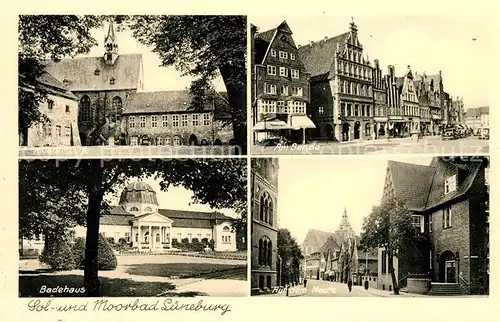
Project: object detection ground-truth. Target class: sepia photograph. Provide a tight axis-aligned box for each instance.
[18,15,247,156]
[250,15,490,155]
[251,156,489,297]
[18,158,247,297]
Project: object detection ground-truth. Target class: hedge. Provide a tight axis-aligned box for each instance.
[40,236,76,270]
[71,234,117,271]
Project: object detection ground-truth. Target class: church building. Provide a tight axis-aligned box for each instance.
[42,19,233,146]
[251,158,279,294]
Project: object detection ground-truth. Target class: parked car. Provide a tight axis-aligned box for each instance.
[441,127,457,140]
[479,127,490,140]
[257,137,289,146]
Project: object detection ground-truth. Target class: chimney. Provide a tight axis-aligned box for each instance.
[374,59,379,68]
[388,65,395,77]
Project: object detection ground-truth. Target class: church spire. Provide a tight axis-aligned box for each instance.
[104,17,119,65]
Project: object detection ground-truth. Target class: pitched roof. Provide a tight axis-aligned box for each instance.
[102,207,234,229]
[254,27,276,64]
[425,157,485,210]
[44,54,142,91]
[388,161,436,211]
[302,229,336,249]
[101,206,135,225]
[320,236,340,258]
[123,90,227,115]
[465,108,480,118]
[37,71,78,100]
[386,157,486,212]
[298,32,349,78]
[158,209,234,229]
[478,106,489,114]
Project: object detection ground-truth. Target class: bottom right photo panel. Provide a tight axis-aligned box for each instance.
[250,156,489,297]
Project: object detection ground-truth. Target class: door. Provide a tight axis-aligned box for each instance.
[445,261,456,283]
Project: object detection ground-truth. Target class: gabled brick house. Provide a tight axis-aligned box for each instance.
[378,157,489,294]
[298,19,375,142]
[252,21,313,144]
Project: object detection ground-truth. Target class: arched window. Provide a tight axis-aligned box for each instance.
[144,231,149,243]
[112,96,123,117]
[267,241,273,266]
[80,95,91,122]
[135,233,138,242]
[260,196,265,221]
[130,206,139,211]
[173,135,181,146]
[165,137,172,145]
[144,206,152,212]
[156,137,163,146]
[259,239,263,265]
[268,201,273,225]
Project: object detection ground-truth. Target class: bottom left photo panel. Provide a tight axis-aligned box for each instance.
[18,158,248,297]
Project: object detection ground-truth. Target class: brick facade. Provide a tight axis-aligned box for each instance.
[252,21,312,143]
[251,158,279,294]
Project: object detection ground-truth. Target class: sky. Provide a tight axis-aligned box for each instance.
[251,13,493,109]
[77,23,226,92]
[104,175,238,219]
[277,155,432,244]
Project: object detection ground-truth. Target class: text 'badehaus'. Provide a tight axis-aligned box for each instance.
[21,19,233,147]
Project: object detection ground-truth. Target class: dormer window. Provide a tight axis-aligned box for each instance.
[444,174,457,194]
[270,49,277,57]
[109,77,115,85]
[94,69,100,76]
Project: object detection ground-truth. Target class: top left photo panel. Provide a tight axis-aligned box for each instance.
[18,15,248,157]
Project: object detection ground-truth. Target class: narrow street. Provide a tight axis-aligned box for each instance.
[260,279,428,297]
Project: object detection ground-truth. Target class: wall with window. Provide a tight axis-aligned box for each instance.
[26,92,81,147]
[254,28,310,124]
[124,112,233,146]
[212,221,237,251]
[74,90,130,142]
[171,227,214,244]
[428,199,471,283]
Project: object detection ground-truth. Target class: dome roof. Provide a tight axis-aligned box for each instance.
[119,181,159,205]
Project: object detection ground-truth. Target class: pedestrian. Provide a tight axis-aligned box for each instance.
[347,279,352,293]
[304,278,307,288]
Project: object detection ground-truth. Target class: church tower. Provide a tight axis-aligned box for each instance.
[104,18,119,65]
[336,206,355,240]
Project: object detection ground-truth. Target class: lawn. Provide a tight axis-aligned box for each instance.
[19,274,205,297]
[124,263,246,279]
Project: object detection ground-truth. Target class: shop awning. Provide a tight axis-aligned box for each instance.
[253,119,291,131]
[290,115,316,130]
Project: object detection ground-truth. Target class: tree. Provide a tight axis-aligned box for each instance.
[277,229,304,286]
[19,158,247,296]
[360,199,422,295]
[129,16,247,154]
[18,15,102,138]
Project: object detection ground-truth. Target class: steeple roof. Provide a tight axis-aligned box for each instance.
[105,18,116,43]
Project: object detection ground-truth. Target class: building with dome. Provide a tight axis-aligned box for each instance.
[21,181,237,254]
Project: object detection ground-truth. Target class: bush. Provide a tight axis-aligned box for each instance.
[181,238,189,245]
[72,237,86,269]
[172,238,179,247]
[201,238,209,246]
[106,237,115,244]
[98,234,117,270]
[40,236,76,270]
[70,234,117,271]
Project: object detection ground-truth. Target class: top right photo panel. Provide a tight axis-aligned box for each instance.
[250,15,491,155]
